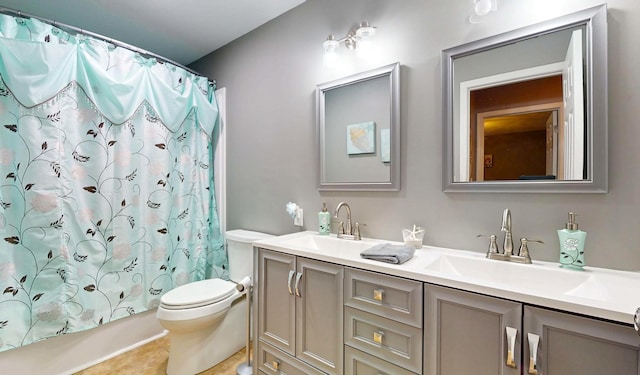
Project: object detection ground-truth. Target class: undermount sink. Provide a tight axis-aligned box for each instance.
[422,253,593,294]
[564,272,640,303]
[279,234,380,253]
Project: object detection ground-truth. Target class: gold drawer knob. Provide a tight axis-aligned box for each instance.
[373,330,384,344]
[373,289,384,301]
[272,359,280,370]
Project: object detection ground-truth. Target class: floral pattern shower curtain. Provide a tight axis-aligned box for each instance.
[0,15,226,351]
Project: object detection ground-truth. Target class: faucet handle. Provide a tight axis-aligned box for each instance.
[477,234,499,255]
[518,238,543,263]
[353,222,367,240]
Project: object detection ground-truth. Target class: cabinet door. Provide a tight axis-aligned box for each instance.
[257,249,296,356]
[524,306,640,375]
[425,285,522,375]
[295,257,344,375]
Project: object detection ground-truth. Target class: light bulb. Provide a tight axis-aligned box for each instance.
[323,37,339,68]
[474,0,493,16]
[356,22,375,39]
[355,22,375,59]
[356,39,373,58]
[323,50,338,68]
[469,0,496,23]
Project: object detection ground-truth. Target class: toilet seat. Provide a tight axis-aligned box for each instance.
[160,278,236,310]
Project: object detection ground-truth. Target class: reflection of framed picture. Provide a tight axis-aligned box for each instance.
[346,121,375,155]
[484,154,493,168]
[380,128,390,162]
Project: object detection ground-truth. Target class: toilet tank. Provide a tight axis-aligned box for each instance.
[225,229,274,283]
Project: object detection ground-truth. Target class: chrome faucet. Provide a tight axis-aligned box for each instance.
[501,208,514,256]
[478,208,543,264]
[334,202,355,239]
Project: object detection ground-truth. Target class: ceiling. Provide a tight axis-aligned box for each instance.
[484,111,554,136]
[0,0,305,66]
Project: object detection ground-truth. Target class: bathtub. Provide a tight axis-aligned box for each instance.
[0,309,165,374]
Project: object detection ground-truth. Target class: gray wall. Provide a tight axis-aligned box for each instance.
[190,0,640,271]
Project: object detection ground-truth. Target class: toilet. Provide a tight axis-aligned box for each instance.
[156,229,273,375]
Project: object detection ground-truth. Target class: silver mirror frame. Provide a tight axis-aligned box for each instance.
[443,5,607,193]
[317,62,401,191]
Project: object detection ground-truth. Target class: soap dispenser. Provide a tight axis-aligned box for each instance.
[557,212,586,270]
[318,202,331,235]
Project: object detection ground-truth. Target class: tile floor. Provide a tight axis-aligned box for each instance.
[73,335,248,375]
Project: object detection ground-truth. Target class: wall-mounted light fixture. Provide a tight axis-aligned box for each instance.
[323,21,376,68]
[469,0,498,23]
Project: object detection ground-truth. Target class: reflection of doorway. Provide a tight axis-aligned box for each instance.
[459,64,564,182]
[458,28,584,182]
[475,104,561,181]
[468,74,564,181]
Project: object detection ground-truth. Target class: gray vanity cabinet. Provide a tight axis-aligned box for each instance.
[425,284,640,375]
[524,306,640,375]
[256,248,343,375]
[256,242,639,375]
[424,284,522,375]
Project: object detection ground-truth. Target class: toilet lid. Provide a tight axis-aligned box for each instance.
[160,278,236,309]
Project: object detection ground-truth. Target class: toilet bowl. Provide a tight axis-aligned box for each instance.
[156,230,273,375]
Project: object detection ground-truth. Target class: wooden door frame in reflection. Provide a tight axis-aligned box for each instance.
[474,102,562,181]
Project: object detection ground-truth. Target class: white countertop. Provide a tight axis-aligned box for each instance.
[254,231,640,325]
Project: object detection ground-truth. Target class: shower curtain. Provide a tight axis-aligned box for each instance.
[0,15,226,351]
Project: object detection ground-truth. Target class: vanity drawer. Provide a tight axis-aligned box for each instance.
[345,346,418,375]
[257,341,326,375]
[345,306,422,373]
[345,268,423,328]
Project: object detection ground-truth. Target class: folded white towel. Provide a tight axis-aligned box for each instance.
[360,243,415,264]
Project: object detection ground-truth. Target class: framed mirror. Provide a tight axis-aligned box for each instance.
[443,5,607,193]
[316,62,400,191]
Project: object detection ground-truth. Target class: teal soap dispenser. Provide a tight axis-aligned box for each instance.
[557,212,586,270]
[318,202,331,235]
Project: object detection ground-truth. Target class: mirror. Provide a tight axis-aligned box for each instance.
[443,5,607,193]
[317,62,400,191]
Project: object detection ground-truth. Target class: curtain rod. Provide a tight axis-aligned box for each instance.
[0,7,216,86]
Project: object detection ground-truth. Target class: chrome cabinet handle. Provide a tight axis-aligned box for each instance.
[287,270,295,295]
[634,307,640,336]
[527,333,540,374]
[505,326,517,368]
[294,272,303,297]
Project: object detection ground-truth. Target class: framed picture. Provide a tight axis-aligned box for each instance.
[346,121,375,155]
[484,154,493,168]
